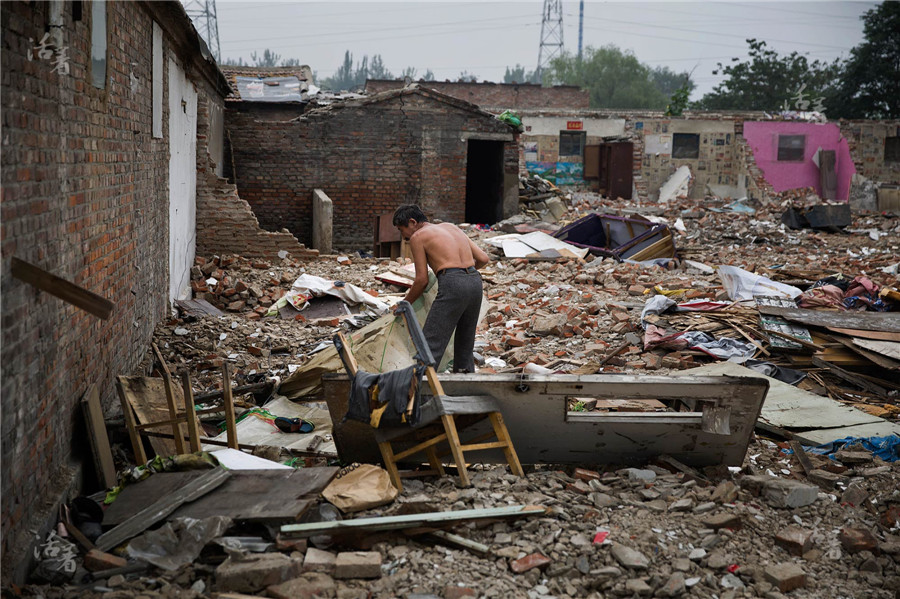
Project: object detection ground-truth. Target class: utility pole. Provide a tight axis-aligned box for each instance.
[578,0,584,60]
[536,0,564,85]
[183,0,221,62]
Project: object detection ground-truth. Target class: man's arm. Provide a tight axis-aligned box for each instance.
[469,238,490,270]
[402,235,430,305]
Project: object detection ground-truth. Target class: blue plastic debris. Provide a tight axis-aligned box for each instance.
[792,435,900,463]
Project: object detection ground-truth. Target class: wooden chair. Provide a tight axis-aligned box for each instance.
[334,301,523,491]
[118,344,238,463]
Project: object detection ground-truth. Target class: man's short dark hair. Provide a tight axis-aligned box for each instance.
[393,204,428,227]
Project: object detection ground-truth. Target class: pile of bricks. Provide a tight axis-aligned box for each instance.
[189,255,293,321]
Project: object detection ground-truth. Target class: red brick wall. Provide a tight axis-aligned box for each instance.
[365,80,590,110]
[226,91,518,248]
[195,95,317,259]
[0,1,218,577]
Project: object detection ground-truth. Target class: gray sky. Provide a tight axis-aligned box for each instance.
[213,0,876,99]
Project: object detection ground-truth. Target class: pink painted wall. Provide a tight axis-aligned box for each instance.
[743,121,855,201]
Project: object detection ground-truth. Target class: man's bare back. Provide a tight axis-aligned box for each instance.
[412,222,480,273]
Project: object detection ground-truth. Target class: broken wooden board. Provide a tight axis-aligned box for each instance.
[117,376,202,458]
[281,505,546,537]
[174,298,224,317]
[82,385,117,489]
[324,373,769,467]
[853,339,900,362]
[756,305,900,333]
[829,336,900,371]
[103,471,205,527]
[11,256,113,319]
[172,468,338,522]
[97,468,230,552]
[827,327,900,342]
[684,361,900,445]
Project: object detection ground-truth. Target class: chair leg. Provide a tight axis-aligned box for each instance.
[378,441,403,492]
[425,445,446,477]
[489,412,524,477]
[441,414,470,487]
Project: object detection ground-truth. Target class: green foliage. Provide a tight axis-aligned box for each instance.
[544,45,689,109]
[322,50,395,91]
[457,71,478,82]
[696,39,841,112]
[665,81,692,117]
[651,66,696,98]
[503,64,541,84]
[829,2,900,119]
[570,400,587,412]
[250,49,281,68]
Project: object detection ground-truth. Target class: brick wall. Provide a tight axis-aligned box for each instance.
[0,1,221,579]
[839,120,900,185]
[195,95,317,260]
[226,89,518,248]
[365,79,590,110]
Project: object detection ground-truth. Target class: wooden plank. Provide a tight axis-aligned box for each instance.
[811,356,890,397]
[830,336,900,370]
[81,385,117,489]
[117,376,187,457]
[853,339,900,362]
[152,344,184,455]
[757,305,900,333]
[281,505,546,537]
[173,468,338,522]
[789,440,814,476]
[10,256,113,319]
[117,377,147,465]
[656,454,711,486]
[827,328,900,342]
[103,471,206,526]
[426,530,490,556]
[222,362,238,450]
[96,468,230,551]
[181,371,202,452]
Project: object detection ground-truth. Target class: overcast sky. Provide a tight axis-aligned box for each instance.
[212,0,876,99]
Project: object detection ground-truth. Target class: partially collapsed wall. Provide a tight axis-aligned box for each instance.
[195,95,316,260]
[226,88,518,248]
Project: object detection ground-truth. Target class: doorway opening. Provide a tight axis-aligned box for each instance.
[465,140,504,225]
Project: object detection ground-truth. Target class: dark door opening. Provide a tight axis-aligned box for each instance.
[465,140,504,225]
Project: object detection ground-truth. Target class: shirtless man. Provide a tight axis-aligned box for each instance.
[392,204,489,373]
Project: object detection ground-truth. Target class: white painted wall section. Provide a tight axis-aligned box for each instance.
[207,96,225,176]
[168,56,198,302]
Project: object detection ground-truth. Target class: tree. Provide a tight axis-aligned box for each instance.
[322,51,396,91]
[503,64,540,84]
[368,55,393,80]
[457,71,478,82]
[696,39,841,112]
[250,49,281,68]
[829,2,900,119]
[544,45,668,109]
[651,66,695,98]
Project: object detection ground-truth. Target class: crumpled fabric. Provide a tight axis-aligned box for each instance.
[810,274,851,292]
[643,324,687,350]
[643,327,757,361]
[743,359,807,385]
[681,331,757,361]
[797,284,845,310]
[843,276,883,311]
[640,295,676,329]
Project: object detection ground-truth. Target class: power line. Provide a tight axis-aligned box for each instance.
[183,0,222,61]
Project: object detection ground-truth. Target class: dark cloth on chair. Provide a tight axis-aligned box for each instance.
[345,364,425,428]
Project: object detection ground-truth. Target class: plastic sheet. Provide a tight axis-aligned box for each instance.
[801,435,900,463]
[718,265,802,302]
[127,516,232,570]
